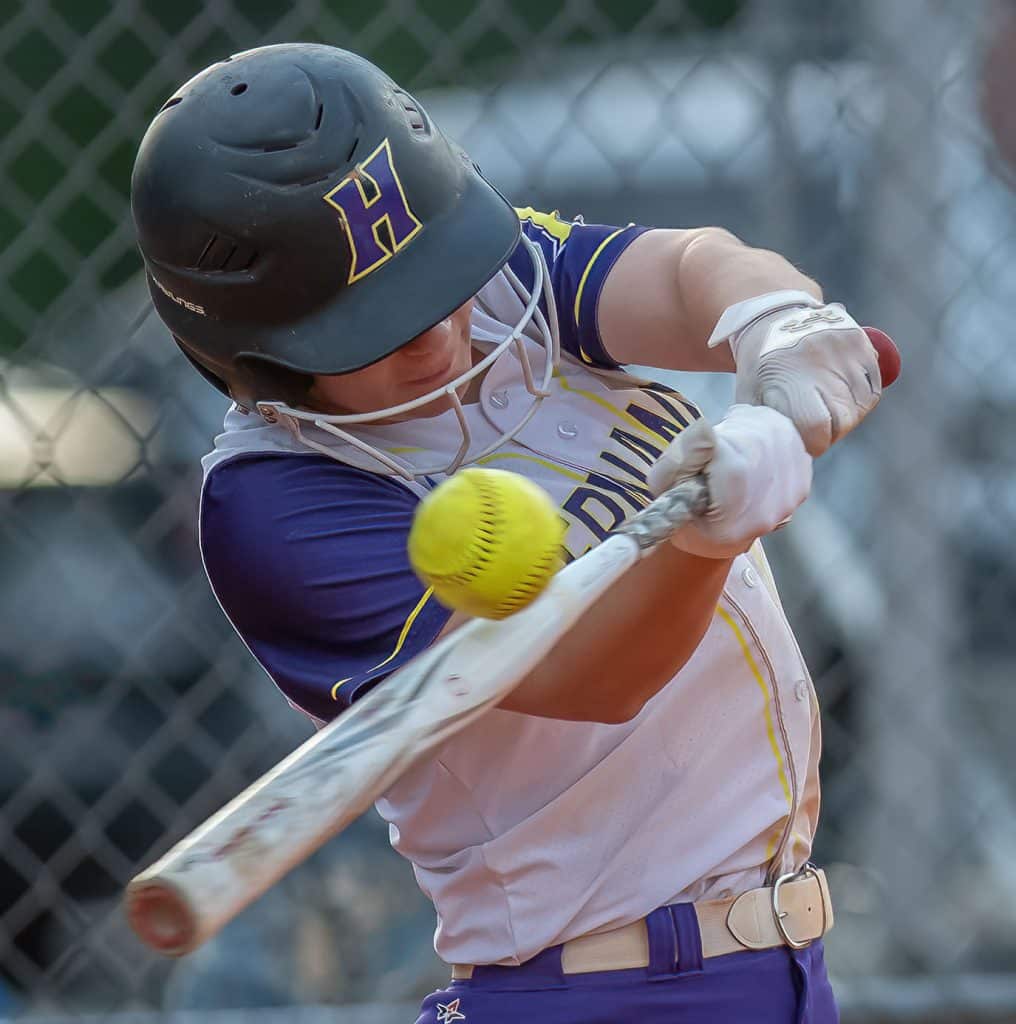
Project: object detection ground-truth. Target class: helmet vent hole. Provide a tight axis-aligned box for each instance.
[315,104,324,131]
[159,97,182,112]
[195,234,257,272]
[262,141,298,153]
[394,90,428,135]
[197,234,217,267]
[345,137,359,162]
[230,83,248,96]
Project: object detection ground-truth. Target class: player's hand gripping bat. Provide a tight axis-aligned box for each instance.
[125,328,899,956]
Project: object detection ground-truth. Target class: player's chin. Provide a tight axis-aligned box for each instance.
[408,360,472,407]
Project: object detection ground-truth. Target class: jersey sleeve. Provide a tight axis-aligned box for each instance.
[199,453,452,723]
[511,207,649,369]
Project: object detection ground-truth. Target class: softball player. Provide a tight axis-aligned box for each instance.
[132,43,883,1023]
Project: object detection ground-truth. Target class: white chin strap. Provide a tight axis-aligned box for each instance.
[255,233,560,481]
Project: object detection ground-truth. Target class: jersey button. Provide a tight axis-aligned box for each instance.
[741,566,758,588]
[490,390,510,409]
[557,421,579,439]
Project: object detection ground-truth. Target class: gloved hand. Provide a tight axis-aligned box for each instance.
[730,303,881,457]
[646,405,812,559]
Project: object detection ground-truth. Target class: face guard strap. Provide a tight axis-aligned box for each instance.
[257,234,560,481]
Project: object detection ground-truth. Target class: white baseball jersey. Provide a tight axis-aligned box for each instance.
[199,211,822,966]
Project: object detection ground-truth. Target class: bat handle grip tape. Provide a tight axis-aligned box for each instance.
[615,476,709,551]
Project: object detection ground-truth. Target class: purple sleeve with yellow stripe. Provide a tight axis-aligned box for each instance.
[199,452,451,722]
[512,207,649,368]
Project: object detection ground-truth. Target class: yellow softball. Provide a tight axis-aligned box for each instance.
[408,467,565,620]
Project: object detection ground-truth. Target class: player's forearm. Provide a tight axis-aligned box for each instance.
[675,229,822,357]
[498,545,732,724]
[598,227,822,370]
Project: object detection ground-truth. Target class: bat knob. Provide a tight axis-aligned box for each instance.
[862,327,901,388]
[125,882,196,957]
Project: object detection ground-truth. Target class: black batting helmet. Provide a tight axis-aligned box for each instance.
[131,43,521,409]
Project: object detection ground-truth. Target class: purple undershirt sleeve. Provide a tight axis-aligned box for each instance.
[513,208,649,369]
[199,453,451,722]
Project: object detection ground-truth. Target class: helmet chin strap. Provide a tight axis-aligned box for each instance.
[256,234,561,481]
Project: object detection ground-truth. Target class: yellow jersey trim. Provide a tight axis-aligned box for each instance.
[716,604,793,858]
[515,207,575,248]
[330,586,435,701]
[554,371,672,445]
[572,226,626,330]
[476,451,586,482]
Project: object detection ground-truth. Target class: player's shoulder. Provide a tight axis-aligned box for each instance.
[198,450,441,720]
[203,450,414,512]
[515,206,582,252]
[509,204,644,279]
[200,452,419,563]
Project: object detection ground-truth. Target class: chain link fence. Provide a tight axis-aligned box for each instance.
[1,0,1015,1019]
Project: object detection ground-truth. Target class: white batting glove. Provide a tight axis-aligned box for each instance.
[646,405,812,559]
[711,293,882,457]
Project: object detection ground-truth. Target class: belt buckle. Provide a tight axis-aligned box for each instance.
[771,863,822,950]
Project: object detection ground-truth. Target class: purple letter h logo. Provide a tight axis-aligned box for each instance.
[323,138,423,284]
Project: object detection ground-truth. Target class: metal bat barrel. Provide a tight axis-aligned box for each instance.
[124,527,655,955]
[125,755,380,955]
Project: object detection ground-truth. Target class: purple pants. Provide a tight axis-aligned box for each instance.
[415,903,838,1024]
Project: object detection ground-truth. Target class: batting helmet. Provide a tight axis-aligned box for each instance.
[131,43,522,410]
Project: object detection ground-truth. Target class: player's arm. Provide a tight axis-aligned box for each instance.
[442,405,811,724]
[523,212,880,456]
[597,227,821,371]
[498,543,731,723]
[204,455,723,727]
[596,227,882,455]
[436,543,731,724]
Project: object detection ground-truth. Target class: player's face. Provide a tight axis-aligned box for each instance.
[308,299,477,420]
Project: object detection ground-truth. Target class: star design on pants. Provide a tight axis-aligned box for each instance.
[436,997,466,1023]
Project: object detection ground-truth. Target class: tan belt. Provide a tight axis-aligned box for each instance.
[451,866,833,979]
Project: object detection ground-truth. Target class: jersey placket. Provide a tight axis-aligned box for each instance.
[721,587,807,884]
